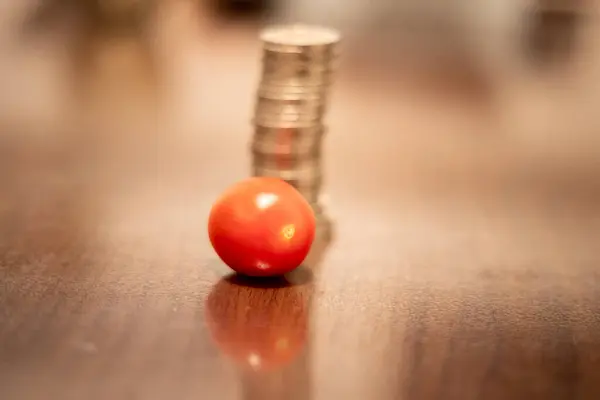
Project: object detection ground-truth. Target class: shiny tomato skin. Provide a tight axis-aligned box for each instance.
[208,177,316,276]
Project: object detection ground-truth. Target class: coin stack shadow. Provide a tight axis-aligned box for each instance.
[251,25,340,234]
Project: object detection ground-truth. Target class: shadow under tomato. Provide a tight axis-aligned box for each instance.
[227,264,314,288]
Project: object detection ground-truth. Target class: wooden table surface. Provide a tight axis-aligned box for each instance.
[1,2,600,399]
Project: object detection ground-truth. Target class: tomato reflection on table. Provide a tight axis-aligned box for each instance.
[204,276,309,371]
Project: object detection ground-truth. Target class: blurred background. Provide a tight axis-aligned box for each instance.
[1,0,599,151]
[1,0,600,235]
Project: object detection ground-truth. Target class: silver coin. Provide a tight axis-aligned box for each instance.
[255,96,328,111]
[260,25,341,53]
[251,129,324,157]
[257,85,329,101]
[261,55,337,70]
[255,96,327,109]
[252,118,325,129]
[253,117,324,127]
[253,124,326,137]
[262,48,339,63]
[260,73,334,85]
[261,67,334,84]
[255,103,325,115]
[250,144,322,160]
[261,58,337,73]
[259,76,334,88]
[251,145,322,162]
[262,62,334,72]
[253,112,325,125]
[252,132,325,153]
[255,98,326,114]
[253,109,325,125]
[251,126,325,142]
[251,165,323,192]
[258,83,332,91]
[252,154,322,165]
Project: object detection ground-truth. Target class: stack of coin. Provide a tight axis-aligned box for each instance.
[251,24,340,224]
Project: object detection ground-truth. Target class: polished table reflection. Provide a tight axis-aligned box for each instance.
[1,1,600,399]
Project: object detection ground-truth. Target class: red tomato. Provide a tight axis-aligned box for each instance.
[208,177,316,276]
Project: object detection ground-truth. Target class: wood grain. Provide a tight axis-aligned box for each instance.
[1,1,600,399]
